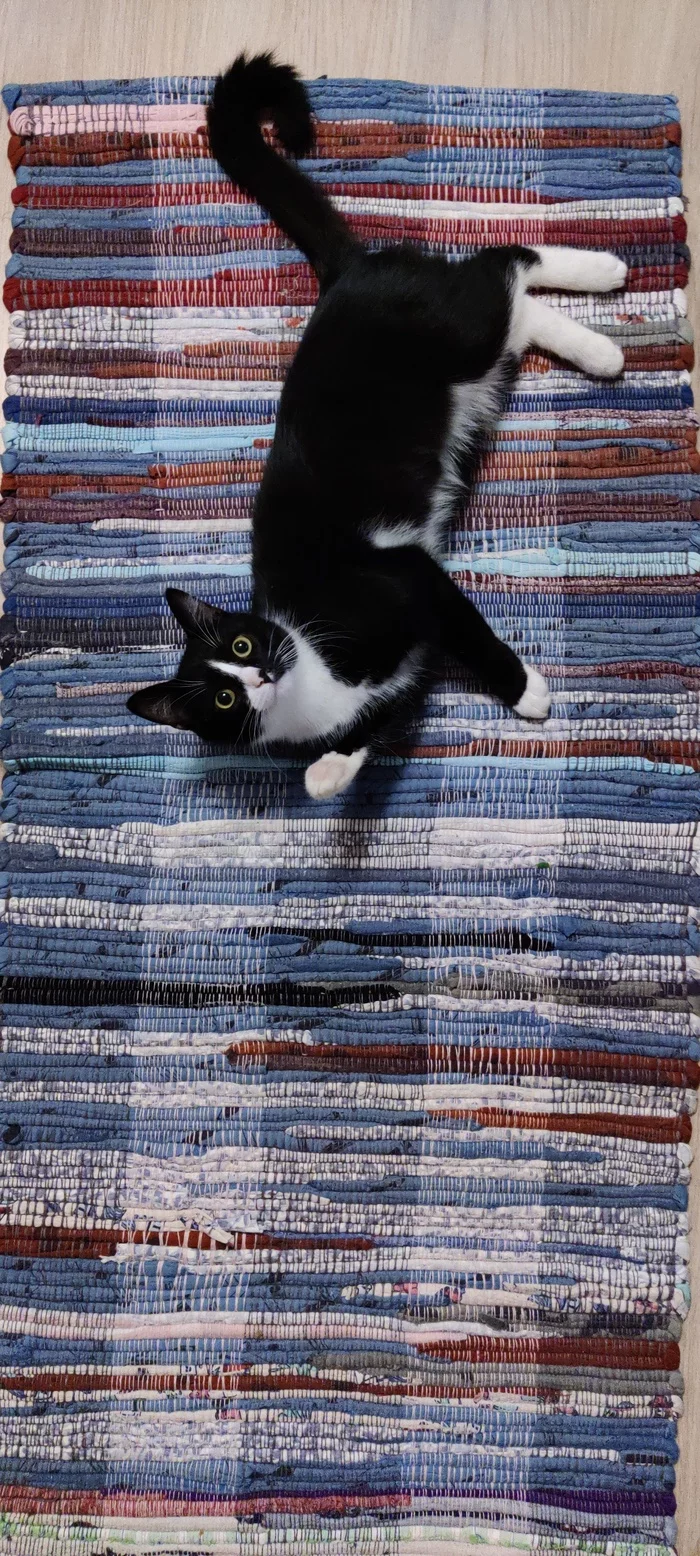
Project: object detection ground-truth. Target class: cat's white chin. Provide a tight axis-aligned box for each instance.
[513,667,551,721]
[247,681,278,712]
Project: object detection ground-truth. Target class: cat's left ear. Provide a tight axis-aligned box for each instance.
[166,587,225,639]
[127,680,194,729]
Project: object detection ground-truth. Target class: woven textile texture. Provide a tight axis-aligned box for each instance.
[0,72,698,1556]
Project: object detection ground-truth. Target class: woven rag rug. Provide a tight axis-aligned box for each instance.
[0,71,698,1556]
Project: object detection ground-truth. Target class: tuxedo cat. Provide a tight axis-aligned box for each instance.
[128,52,627,799]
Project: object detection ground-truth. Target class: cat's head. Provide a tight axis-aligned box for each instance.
[127,588,295,742]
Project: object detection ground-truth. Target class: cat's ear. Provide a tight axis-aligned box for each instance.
[166,587,224,639]
[127,680,194,729]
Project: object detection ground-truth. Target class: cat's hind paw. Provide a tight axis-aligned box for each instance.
[305,747,367,799]
[579,332,625,378]
[582,252,628,291]
[513,667,551,721]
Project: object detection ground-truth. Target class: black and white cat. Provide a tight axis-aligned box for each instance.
[129,53,627,799]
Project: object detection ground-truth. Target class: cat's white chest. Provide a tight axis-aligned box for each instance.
[258,627,420,746]
[258,628,373,744]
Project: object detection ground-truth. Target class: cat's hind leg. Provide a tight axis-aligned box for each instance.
[390,546,551,720]
[521,295,624,377]
[513,666,551,719]
[526,246,627,293]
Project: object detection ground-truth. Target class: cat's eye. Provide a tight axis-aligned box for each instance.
[232,635,253,659]
[215,688,236,710]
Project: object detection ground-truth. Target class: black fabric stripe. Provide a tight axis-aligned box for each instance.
[0,975,401,1009]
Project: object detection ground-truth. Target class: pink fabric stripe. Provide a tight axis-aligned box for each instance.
[8,103,209,135]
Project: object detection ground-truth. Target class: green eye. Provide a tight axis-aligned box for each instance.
[232,635,253,659]
[215,687,236,710]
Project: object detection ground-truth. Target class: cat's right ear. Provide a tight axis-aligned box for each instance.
[166,587,224,639]
[127,681,193,729]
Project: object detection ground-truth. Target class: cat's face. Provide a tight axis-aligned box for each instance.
[127,588,295,742]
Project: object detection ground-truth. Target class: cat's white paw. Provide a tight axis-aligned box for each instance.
[305,747,367,799]
[577,332,625,379]
[513,667,551,721]
[585,252,628,291]
[531,247,628,293]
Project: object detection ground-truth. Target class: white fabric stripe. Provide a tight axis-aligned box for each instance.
[0,1191,686,1233]
[4,816,696,874]
[6,375,283,399]
[0,1402,642,1461]
[0,1305,676,1340]
[1,890,691,931]
[7,288,685,345]
[0,1531,676,1556]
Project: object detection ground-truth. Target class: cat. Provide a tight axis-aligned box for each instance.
[128,52,627,800]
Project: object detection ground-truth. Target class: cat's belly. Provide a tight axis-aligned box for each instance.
[369,517,444,557]
[368,373,506,559]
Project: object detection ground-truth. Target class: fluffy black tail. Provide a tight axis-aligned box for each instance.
[207,52,360,285]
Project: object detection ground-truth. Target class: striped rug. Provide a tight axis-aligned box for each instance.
[0,73,698,1556]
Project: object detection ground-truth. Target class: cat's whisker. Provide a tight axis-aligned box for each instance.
[172,685,206,711]
[240,703,258,743]
[273,645,295,676]
[251,722,284,773]
[197,625,220,653]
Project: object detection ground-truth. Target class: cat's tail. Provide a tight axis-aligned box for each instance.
[207,53,360,285]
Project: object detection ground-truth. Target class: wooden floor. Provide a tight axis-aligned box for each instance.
[0,1,698,1547]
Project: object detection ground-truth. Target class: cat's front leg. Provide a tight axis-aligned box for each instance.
[304,745,368,799]
[304,684,418,799]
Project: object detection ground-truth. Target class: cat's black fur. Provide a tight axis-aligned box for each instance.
[129,53,624,798]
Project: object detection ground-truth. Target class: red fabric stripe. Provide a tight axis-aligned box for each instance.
[3,262,687,312]
[13,122,681,169]
[226,1041,700,1086]
[6,344,692,382]
[7,213,687,246]
[402,739,700,764]
[415,1337,680,1364]
[0,1368,681,1399]
[0,1226,378,1257]
[15,178,683,209]
[427,1108,693,1142]
[11,180,558,208]
[0,1490,411,1515]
